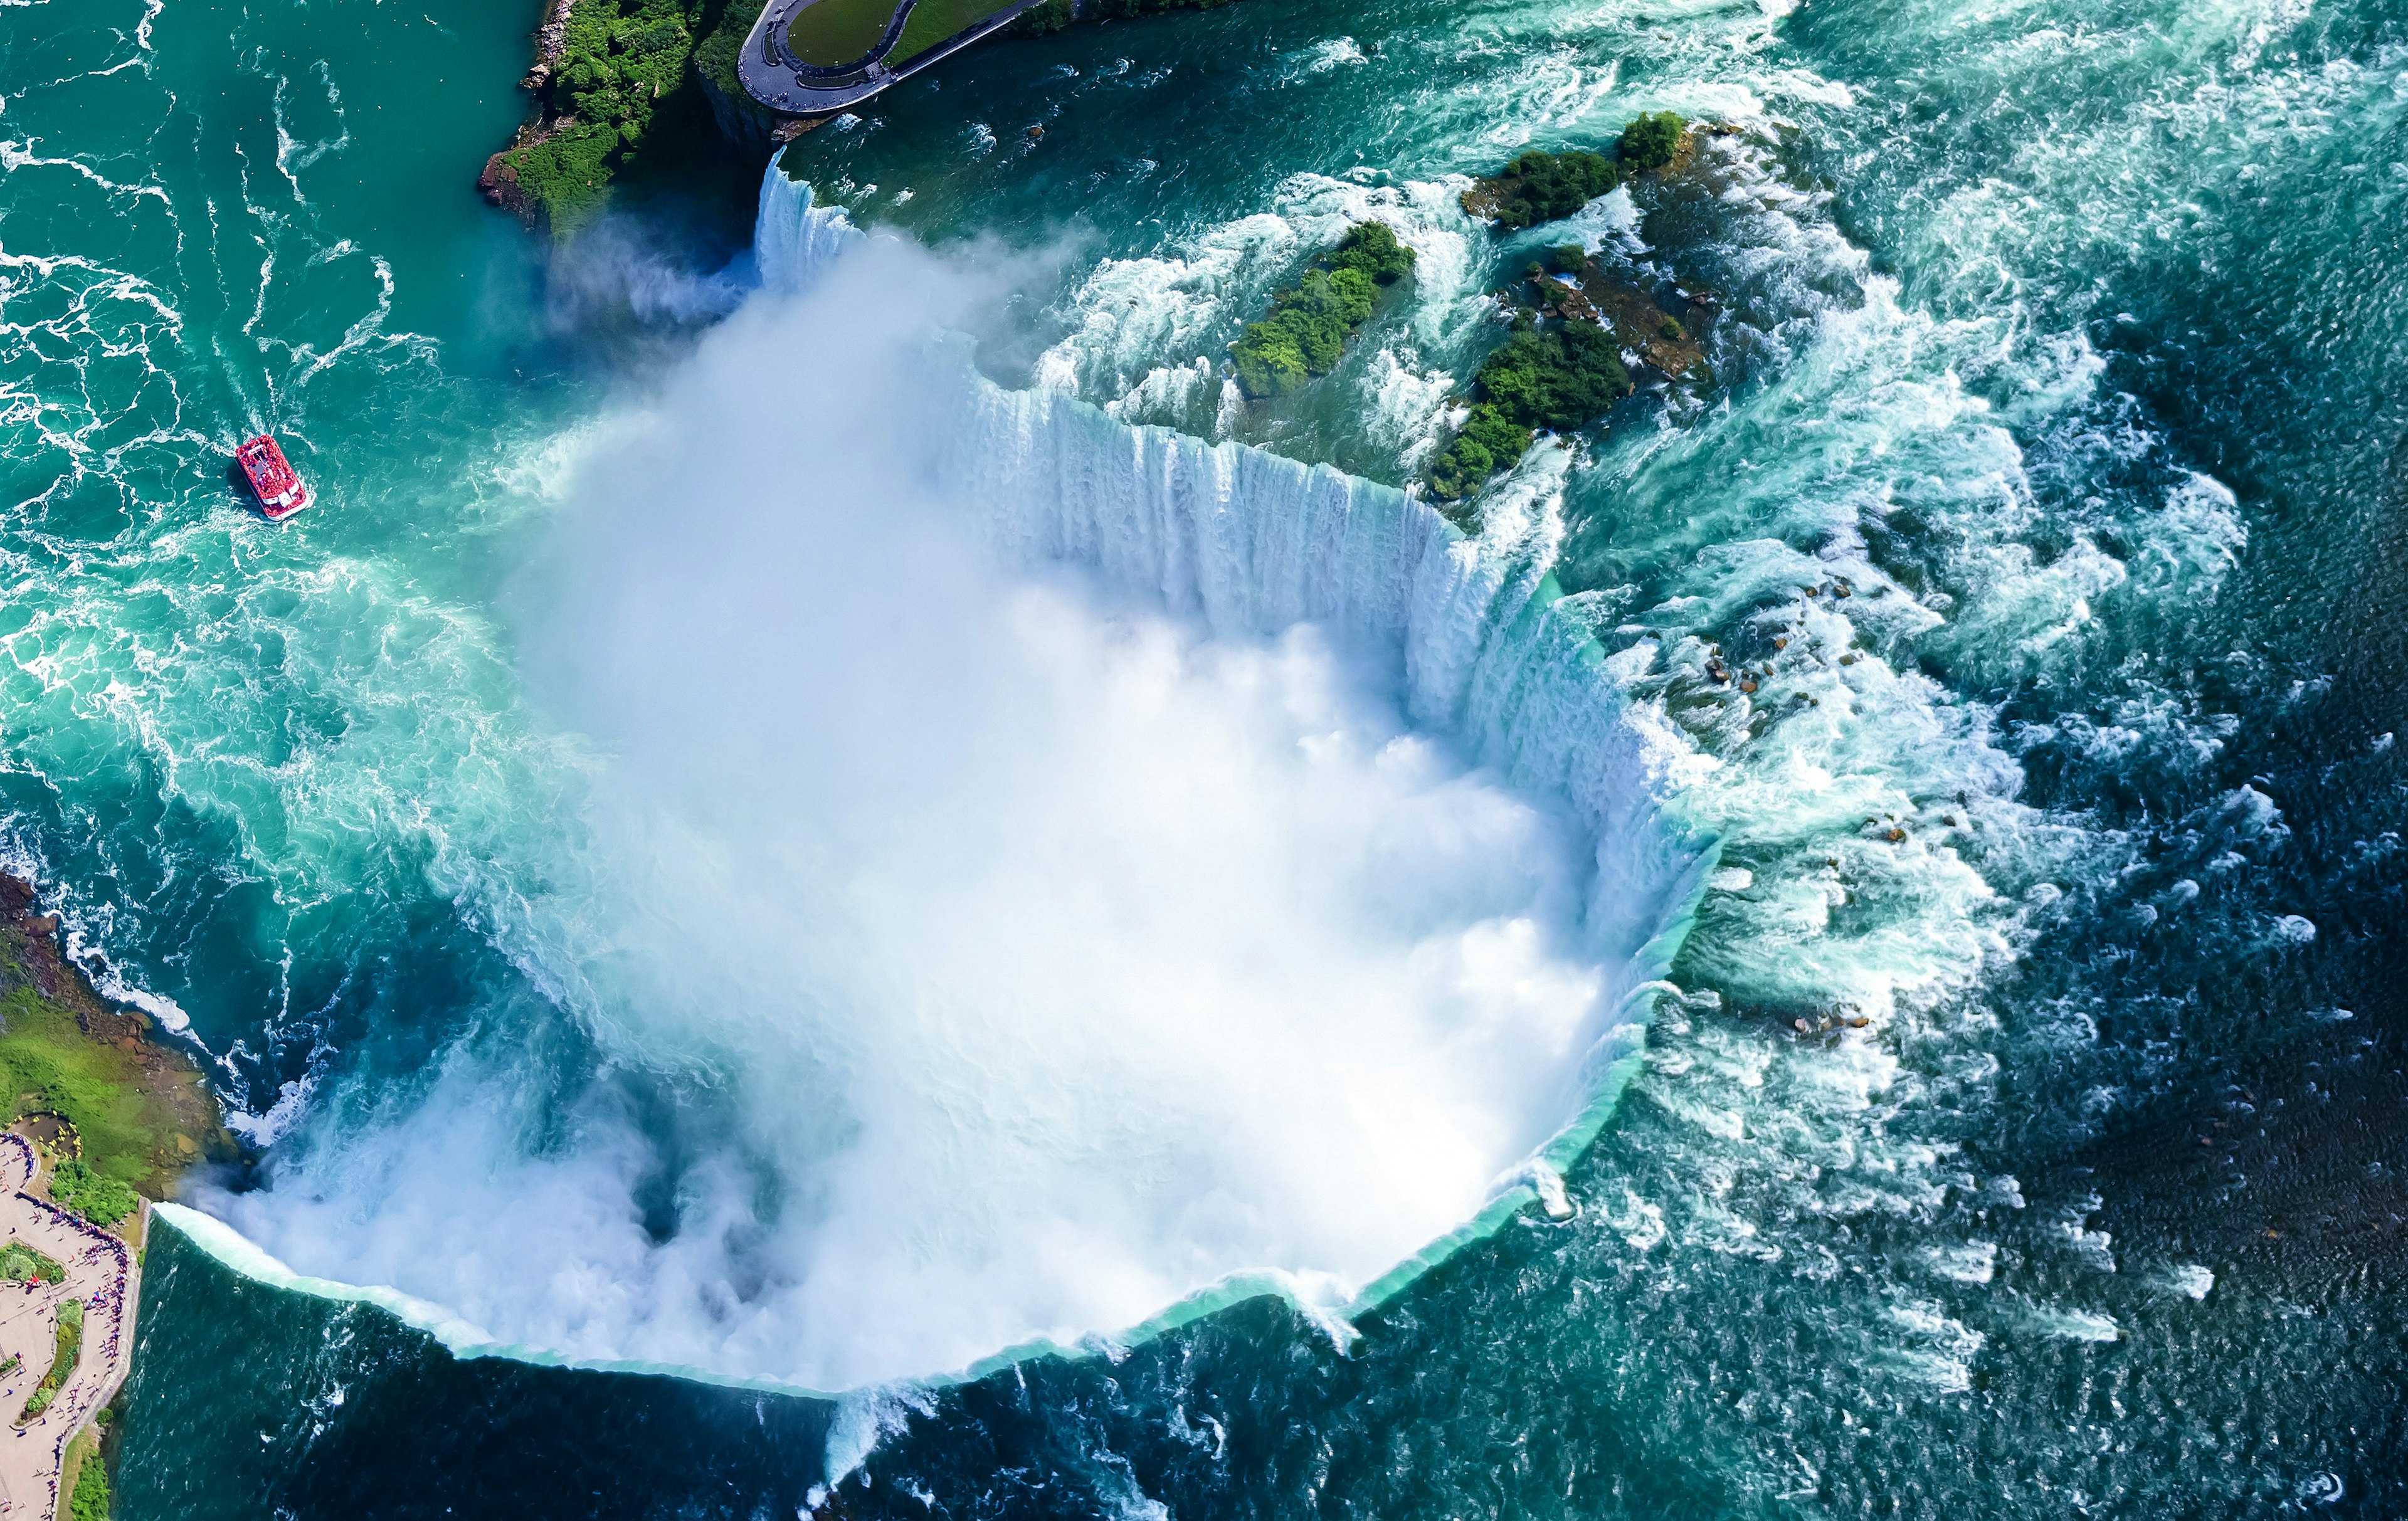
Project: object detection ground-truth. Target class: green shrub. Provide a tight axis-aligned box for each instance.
[1231,222,1415,399]
[18,1298,82,1425]
[0,1240,63,1283]
[1619,110,1686,171]
[1482,149,1622,231]
[1425,319,1633,503]
[1011,0,1076,33]
[1660,317,1686,340]
[70,1455,108,1521]
[49,1158,139,1228]
[692,2,761,95]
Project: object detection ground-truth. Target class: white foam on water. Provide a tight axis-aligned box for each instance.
[193,177,1711,1399]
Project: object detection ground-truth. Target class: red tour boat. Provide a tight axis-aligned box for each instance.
[236,434,314,520]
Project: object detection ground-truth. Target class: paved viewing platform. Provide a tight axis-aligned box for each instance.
[739,0,1048,114]
[0,1136,135,1520]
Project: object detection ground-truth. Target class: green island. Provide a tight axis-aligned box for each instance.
[1458,110,1691,229]
[18,1296,82,1424]
[1230,222,1417,399]
[1461,149,1623,233]
[1427,310,1632,505]
[1431,115,1717,512]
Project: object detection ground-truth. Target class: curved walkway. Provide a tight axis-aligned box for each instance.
[0,1135,136,1521]
[739,0,1050,115]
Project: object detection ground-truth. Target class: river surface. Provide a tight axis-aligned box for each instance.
[5,0,2407,1516]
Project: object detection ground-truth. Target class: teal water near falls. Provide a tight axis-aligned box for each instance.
[8,0,2408,1515]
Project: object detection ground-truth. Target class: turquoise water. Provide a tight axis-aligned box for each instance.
[8,0,2408,1515]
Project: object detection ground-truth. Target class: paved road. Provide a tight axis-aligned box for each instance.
[0,1136,136,1521]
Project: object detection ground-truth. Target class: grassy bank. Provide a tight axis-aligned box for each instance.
[65,1427,110,1521]
[0,876,233,1209]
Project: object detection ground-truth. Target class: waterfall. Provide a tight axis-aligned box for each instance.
[756,170,863,292]
[153,167,1726,1409]
[755,166,1716,1174]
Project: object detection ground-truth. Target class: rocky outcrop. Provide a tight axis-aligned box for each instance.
[477,150,536,228]
[696,56,820,156]
[521,0,580,90]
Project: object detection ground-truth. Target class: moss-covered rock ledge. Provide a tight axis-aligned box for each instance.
[0,873,235,1221]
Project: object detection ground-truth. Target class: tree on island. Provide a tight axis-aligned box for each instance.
[1619,110,1686,171]
[1231,222,1418,398]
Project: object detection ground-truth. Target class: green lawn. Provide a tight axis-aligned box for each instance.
[890,0,1020,63]
[782,0,907,65]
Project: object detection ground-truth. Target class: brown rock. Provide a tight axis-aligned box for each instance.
[477,151,535,229]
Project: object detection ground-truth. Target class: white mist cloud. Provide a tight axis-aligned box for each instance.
[208,229,1628,1392]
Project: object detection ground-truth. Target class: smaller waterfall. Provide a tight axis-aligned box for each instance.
[756,171,862,292]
